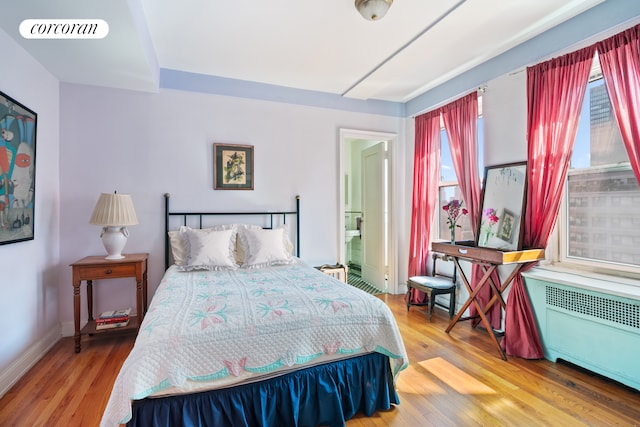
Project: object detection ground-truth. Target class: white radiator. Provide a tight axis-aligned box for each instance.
[524,269,640,391]
[545,285,640,329]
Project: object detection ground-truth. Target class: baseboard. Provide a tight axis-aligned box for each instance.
[0,325,61,398]
[61,320,76,337]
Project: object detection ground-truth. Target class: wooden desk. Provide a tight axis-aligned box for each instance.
[71,253,148,353]
[432,242,544,360]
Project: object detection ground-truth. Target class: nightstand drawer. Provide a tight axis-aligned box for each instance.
[77,263,137,280]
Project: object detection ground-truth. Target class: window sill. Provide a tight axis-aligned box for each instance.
[523,265,640,301]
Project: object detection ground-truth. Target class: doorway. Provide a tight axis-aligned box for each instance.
[339,129,397,294]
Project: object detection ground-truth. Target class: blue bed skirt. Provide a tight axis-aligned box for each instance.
[128,352,398,427]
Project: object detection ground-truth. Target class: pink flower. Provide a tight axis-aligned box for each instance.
[443,199,468,230]
[330,300,349,312]
[224,357,247,377]
[201,316,223,329]
[323,341,342,355]
[483,208,499,225]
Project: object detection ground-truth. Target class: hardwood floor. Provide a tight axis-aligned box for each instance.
[1,294,638,426]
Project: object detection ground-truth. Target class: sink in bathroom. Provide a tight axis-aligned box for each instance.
[345,229,361,243]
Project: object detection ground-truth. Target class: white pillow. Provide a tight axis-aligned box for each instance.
[169,225,237,267]
[168,229,188,266]
[169,223,295,267]
[234,224,263,265]
[279,223,295,255]
[180,226,238,270]
[237,224,294,255]
[237,226,294,268]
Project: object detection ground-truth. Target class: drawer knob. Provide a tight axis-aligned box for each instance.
[105,269,112,274]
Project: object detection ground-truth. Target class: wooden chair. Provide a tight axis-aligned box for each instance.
[407,253,457,321]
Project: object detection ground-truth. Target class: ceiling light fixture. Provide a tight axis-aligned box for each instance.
[355,0,393,21]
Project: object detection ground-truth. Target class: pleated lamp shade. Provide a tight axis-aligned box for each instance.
[89,192,138,226]
[89,192,138,259]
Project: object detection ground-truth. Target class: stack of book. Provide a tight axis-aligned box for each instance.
[96,308,131,330]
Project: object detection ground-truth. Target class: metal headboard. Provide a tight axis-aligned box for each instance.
[164,193,301,269]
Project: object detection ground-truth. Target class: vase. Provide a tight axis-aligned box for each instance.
[482,229,490,246]
[450,228,456,244]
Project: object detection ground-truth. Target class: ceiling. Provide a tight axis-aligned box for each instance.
[0,0,605,103]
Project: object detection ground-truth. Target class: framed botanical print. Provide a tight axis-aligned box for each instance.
[496,208,516,243]
[0,90,37,245]
[213,143,254,190]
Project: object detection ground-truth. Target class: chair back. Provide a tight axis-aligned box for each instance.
[432,253,457,283]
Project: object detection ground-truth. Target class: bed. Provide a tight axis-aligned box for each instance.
[100,194,408,427]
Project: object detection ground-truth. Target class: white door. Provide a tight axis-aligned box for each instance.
[361,142,386,291]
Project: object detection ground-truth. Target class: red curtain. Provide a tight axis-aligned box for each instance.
[407,110,442,303]
[442,92,482,230]
[597,24,640,182]
[502,45,595,358]
[442,92,501,328]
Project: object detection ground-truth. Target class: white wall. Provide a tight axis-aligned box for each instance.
[58,84,405,330]
[482,72,528,166]
[0,28,60,392]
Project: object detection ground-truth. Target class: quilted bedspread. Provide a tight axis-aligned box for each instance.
[101,260,408,426]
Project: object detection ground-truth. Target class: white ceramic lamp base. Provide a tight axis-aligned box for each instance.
[100,226,129,260]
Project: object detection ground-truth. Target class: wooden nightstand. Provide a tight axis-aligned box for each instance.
[71,253,148,353]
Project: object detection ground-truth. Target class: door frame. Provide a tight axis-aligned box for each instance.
[338,128,399,294]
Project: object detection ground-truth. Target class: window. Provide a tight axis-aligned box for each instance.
[437,116,484,242]
[559,76,640,274]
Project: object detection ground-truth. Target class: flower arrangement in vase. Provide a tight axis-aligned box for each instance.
[480,208,500,246]
[443,199,468,244]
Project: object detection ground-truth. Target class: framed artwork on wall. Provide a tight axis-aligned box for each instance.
[0,90,37,245]
[213,143,254,190]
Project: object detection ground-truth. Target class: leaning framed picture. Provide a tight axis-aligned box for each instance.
[213,143,254,190]
[476,161,527,251]
[0,90,37,245]
[496,208,516,243]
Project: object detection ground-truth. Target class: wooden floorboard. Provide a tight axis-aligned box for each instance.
[0,294,638,426]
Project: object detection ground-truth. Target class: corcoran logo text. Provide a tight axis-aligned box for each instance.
[19,19,109,39]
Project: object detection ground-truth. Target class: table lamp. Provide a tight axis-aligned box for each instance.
[89,192,138,259]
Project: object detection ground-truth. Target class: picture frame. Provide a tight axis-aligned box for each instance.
[496,208,516,243]
[213,143,254,190]
[476,161,527,251]
[0,90,37,245]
